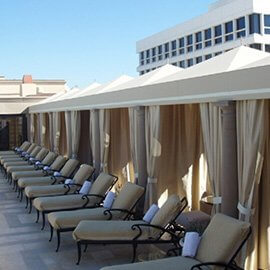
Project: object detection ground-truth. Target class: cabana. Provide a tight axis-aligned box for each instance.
[27,46,270,270]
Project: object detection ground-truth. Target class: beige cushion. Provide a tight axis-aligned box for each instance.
[8,165,35,174]
[59,159,79,177]
[41,152,57,166]
[24,184,77,198]
[72,220,148,241]
[112,182,144,211]
[48,207,109,229]
[25,143,37,154]
[151,195,182,228]
[2,158,25,166]
[73,164,94,185]
[20,141,31,151]
[50,156,67,170]
[30,146,42,157]
[90,173,116,196]
[5,161,29,169]
[34,148,49,161]
[13,170,45,181]
[196,213,250,264]
[100,256,207,270]
[18,176,54,188]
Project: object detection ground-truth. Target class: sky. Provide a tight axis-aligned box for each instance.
[0,0,216,88]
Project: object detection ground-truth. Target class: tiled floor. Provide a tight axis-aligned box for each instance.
[0,173,161,270]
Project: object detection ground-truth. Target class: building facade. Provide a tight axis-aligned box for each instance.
[136,0,270,75]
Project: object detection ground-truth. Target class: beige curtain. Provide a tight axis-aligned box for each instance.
[52,112,61,154]
[200,103,223,213]
[145,105,161,208]
[44,113,50,149]
[236,100,268,269]
[71,111,81,158]
[33,114,39,144]
[99,109,110,173]
[59,112,67,156]
[48,112,54,151]
[65,111,72,157]
[30,113,35,143]
[90,109,101,173]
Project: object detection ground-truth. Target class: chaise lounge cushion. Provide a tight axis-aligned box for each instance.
[18,176,55,188]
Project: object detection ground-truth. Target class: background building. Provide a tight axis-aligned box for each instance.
[136,0,270,75]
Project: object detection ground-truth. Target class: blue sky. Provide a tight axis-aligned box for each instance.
[0,0,216,88]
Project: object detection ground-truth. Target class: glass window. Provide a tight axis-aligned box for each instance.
[265,44,270,53]
[225,21,233,33]
[152,48,156,56]
[165,53,169,58]
[179,48,185,55]
[187,58,193,67]
[215,37,222,44]
[152,57,156,63]
[196,56,202,64]
[164,43,169,53]
[140,52,144,60]
[158,55,163,61]
[196,32,202,43]
[265,15,270,27]
[215,52,222,56]
[146,69,150,73]
[171,51,177,57]
[179,60,185,68]
[172,62,177,66]
[140,60,144,66]
[196,43,202,50]
[237,17,245,30]
[215,25,222,37]
[249,14,261,34]
[187,46,193,52]
[158,45,162,54]
[179,38,184,48]
[250,43,262,50]
[146,50,150,58]
[140,71,144,76]
[204,28,211,40]
[237,31,246,38]
[146,59,150,64]
[205,40,212,47]
[265,29,270,34]
[187,34,193,45]
[205,54,212,60]
[225,34,233,41]
[171,40,177,50]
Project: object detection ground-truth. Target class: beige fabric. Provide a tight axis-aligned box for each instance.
[73,164,94,185]
[236,100,268,269]
[48,208,110,229]
[52,112,61,154]
[30,114,35,143]
[35,148,49,161]
[48,112,54,151]
[50,155,67,170]
[59,159,79,177]
[71,111,81,159]
[9,165,35,173]
[33,114,39,144]
[109,108,133,190]
[29,146,42,158]
[99,256,205,270]
[41,152,57,166]
[33,193,98,212]
[200,103,222,213]
[13,170,44,181]
[38,113,43,145]
[72,220,148,241]
[26,143,38,154]
[99,109,110,173]
[25,184,77,198]
[18,176,54,188]
[112,182,144,211]
[5,161,29,169]
[144,105,161,207]
[65,111,72,157]
[59,112,67,156]
[90,173,116,196]
[196,214,250,264]
[89,109,101,172]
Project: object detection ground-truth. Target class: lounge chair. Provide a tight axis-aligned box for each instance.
[72,194,188,265]
[99,213,251,270]
[17,155,67,201]
[0,141,31,157]
[24,161,91,213]
[47,181,143,251]
[33,172,118,230]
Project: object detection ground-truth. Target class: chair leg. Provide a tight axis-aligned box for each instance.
[56,230,61,252]
[35,210,40,223]
[83,244,88,252]
[25,197,29,209]
[41,212,46,230]
[20,188,23,202]
[49,225,54,242]
[131,243,137,263]
[76,241,82,265]
[16,186,20,198]
[28,199,33,214]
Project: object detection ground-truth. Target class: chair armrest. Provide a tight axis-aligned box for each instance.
[81,194,104,207]
[191,262,242,270]
[103,208,135,220]
[63,183,82,194]
[34,163,44,170]
[50,175,66,185]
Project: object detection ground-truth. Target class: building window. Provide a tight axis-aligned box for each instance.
[225,21,233,41]
[214,25,222,44]
[146,69,150,73]
[264,15,270,34]
[250,43,262,50]
[171,40,177,57]
[196,32,202,50]
[140,60,144,66]
[196,56,202,64]
[158,45,163,61]
[214,51,222,56]
[187,58,193,67]
[249,14,261,34]
[236,17,246,38]
[140,51,144,60]
[152,48,156,56]
[140,71,145,76]
[172,62,177,66]
[164,42,169,58]
[205,54,212,60]
[265,44,270,52]
[186,34,193,53]
[146,50,150,59]
[179,38,185,55]
[204,28,212,47]
[179,60,185,68]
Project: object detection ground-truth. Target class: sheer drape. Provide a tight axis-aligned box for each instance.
[145,105,161,208]
[65,111,72,157]
[71,111,81,158]
[30,113,35,143]
[52,112,61,154]
[200,103,223,213]
[59,112,67,156]
[236,100,268,269]
[49,112,54,151]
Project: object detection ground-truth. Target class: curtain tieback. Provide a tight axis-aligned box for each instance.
[147,177,157,184]
[212,196,222,205]
[237,202,254,217]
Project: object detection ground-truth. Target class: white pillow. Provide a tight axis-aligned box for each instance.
[35,161,41,165]
[53,172,62,177]
[143,204,159,223]
[29,157,35,161]
[21,151,27,156]
[79,181,92,195]
[182,232,201,258]
[103,191,115,209]
[43,166,50,171]
[64,179,74,185]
